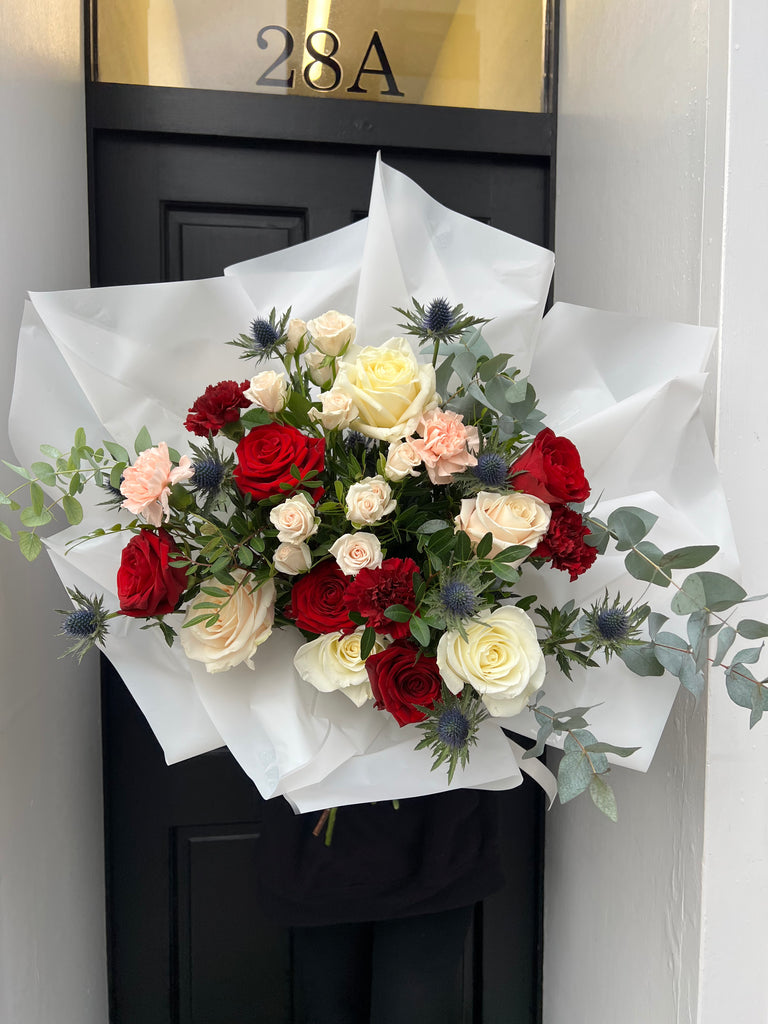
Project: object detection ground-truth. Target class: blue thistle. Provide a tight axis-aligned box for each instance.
[595,607,631,641]
[57,589,111,663]
[422,297,455,334]
[192,458,225,494]
[473,452,509,489]
[582,594,650,660]
[436,706,471,749]
[439,580,478,619]
[249,317,280,352]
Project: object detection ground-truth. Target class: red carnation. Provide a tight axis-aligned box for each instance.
[184,380,251,437]
[116,529,188,617]
[287,561,353,635]
[535,505,597,580]
[344,558,419,638]
[509,427,590,504]
[234,423,325,502]
[366,640,442,726]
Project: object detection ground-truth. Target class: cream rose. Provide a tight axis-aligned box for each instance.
[329,532,383,575]
[308,388,359,430]
[384,438,422,481]
[345,475,396,526]
[244,370,288,414]
[180,573,276,674]
[306,310,356,357]
[273,541,312,575]
[293,627,387,707]
[269,492,318,544]
[286,317,307,354]
[437,606,545,717]
[304,350,335,387]
[333,337,438,442]
[455,491,551,560]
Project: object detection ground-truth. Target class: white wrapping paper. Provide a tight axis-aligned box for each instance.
[8,158,730,807]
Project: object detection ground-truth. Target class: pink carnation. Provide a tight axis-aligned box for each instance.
[410,409,479,485]
[120,441,193,527]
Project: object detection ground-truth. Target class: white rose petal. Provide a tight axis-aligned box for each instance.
[244,370,288,414]
[329,532,383,575]
[294,627,388,707]
[455,491,551,561]
[286,317,307,354]
[273,541,312,575]
[345,475,396,526]
[384,438,422,481]
[306,310,356,357]
[304,349,335,387]
[180,573,276,674]
[436,606,545,717]
[333,337,438,443]
[308,388,359,430]
[269,492,318,544]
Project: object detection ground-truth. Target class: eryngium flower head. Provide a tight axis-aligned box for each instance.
[191,457,225,494]
[439,580,478,619]
[249,317,280,351]
[422,297,455,334]
[228,307,291,362]
[57,588,111,663]
[582,594,649,660]
[415,686,488,783]
[472,451,509,489]
[395,297,489,345]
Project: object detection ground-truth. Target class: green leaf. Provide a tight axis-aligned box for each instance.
[564,730,608,773]
[434,352,456,398]
[687,610,709,672]
[476,531,493,560]
[18,531,43,561]
[491,561,521,583]
[237,546,254,567]
[409,615,431,647]
[584,742,640,757]
[241,407,272,429]
[73,427,87,449]
[452,348,477,386]
[419,519,451,535]
[713,625,736,666]
[725,666,766,715]
[505,378,529,403]
[2,460,33,481]
[360,626,377,661]
[618,644,664,678]
[494,544,533,564]
[652,631,688,675]
[134,426,152,455]
[731,645,763,666]
[39,444,62,459]
[658,544,720,571]
[30,482,45,515]
[624,542,669,586]
[478,352,509,382]
[679,657,705,700]
[737,619,768,639]
[110,463,127,489]
[62,495,83,525]
[20,505,53,528]
[454,530,472,563]
[384,604,412,623]
[557,750,593,804]
[103,440,130,463]
[0,521,12,541]
[671,572,747,614]
[648,612,668,639]
[589,775,618,822]
[31,462,56,486]
[607,506,659,551]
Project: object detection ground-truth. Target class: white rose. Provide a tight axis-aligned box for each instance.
[269,492,318,543]
[455,491,551,560]
[329,532,383,575]
[306,310,356,357]
[308,388,359,430]
[384,438,422,481]
[437,606,545,717]
[273,541,312,575]
[304,349,335,387]
[286,317,307,354]
[333,337,438,443]
[180,573,275,674]
[293,627,387,707]
[345,475,396,526]
[244,370,288,414]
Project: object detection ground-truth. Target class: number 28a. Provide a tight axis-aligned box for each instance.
[256,26,404,97]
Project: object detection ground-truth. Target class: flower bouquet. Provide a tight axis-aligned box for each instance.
[4,159,765,819]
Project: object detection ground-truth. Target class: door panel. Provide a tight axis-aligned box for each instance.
[95,129,547,1024]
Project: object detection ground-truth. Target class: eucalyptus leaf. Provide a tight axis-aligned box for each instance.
[624,542,669,586]
[39,444,63,459]
[452,348,477,386]
[18,531,43,561]
[103,440,130,463]
[678,657,705,701]
[557,750,593,804]
[2,460,33,481]
[737,619,768,639]
[31,462,56,487]
[0,521,11,541]
[607,506,659,551]
[658,544,720,570]
[618,643,665,676]
[584,742,640,757]
[589,775,618,822]
[419,519,451,535]
[434,353,455,397]
[731,645,763,666]
[671,572,747,614]
[61,495,83,525]
[20,506,53,528]
[713,625,736,666]
[652,632,688,675]
[73,427,87,449]
[478,353,509,382]
[648,612,668,639]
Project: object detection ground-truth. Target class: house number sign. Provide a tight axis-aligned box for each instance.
[256,26,404,97]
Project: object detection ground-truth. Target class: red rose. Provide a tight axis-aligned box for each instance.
[287,561,353,634]
[344,558,419,638]
[366,640,442,726]
[508,427,590,504]
[117,529,187,617]
[184,380,250,437]
[234,423,325,502]
[535,505,597,580]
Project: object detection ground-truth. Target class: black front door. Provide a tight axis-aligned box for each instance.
[89,83,554,1024]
